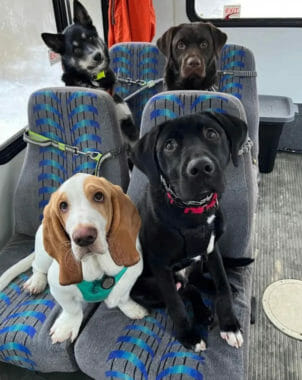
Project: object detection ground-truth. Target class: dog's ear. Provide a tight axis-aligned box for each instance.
[41,33,65,54]
[43,191,83,286]
[107,184,141,267]
[205,111,247,167]
[205,22,227,56]
[156,25,182,57]
[130,125,162,184]
[73,0,93,27]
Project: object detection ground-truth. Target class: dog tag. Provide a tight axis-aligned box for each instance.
[101,275,115,290]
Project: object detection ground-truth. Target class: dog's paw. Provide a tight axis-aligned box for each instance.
[194,339,207,352]
[220,330,243,348]
[119,299,149,319]
[49,312,82,344]
[177,326,207,352]
[23,273,47,295]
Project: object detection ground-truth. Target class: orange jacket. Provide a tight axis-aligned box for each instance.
[108,0,156,48]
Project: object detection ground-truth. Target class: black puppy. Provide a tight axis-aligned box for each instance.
[131,111,248,351]
[157,22,227,91]
[41,0,138,145]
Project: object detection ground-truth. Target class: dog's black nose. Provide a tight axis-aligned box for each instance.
[187,157,215,177]
[93,52,102,62]
[186,56,202,68]
[72,226,97,247]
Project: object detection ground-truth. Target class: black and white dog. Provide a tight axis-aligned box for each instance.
[130,112,252,352]
[41,0,138,145]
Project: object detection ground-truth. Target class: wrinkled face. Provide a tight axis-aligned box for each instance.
[171,24,216,83]
[56,174,112,261]
[63,24,109,75]
[156,116,230,201]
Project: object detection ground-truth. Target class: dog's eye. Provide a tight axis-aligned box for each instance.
[200,40,208,49]
[164,139,178,152]
[177,40,186,50]
[88,36,94,41]
[59,201,68,212]
[204,128,219,141]
[94,192,104,202]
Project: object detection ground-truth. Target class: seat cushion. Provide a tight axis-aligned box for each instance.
[109,43,166,127]
[0,235,96,373]
[218,44,259,159]
[74,266,252,379]
[14,87,129,238]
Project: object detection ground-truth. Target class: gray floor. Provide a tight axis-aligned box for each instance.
[249,152,302,380]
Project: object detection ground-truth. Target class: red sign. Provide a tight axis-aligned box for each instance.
[224,5,241,19]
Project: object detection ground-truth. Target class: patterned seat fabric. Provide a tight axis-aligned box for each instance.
[109,42,166,128]
[75,91,258,379]
[0,87,129,372]
[218,44,259,160]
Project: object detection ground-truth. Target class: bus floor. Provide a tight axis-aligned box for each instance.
[249,152,302,380]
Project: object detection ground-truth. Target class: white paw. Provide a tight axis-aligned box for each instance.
[49,312,83,344]
[23,273,47,295]
[119,299,149,319]
[194,339,207,352]
[220,330,243,348]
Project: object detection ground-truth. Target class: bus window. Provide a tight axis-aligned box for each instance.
[194,0,302,19]
[0,0,62,144]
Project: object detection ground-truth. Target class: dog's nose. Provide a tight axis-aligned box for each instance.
[72,226,97,247]
[93,52,102,62]
[187,56,202,68]
[187,157,215,177]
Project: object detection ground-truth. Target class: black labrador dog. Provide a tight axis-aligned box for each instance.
[157,22,227,91]
[131,111,248,352]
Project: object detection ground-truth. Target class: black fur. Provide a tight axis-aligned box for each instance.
[130,112,251,350]
[41,0,138,144]
[157,22,227,91]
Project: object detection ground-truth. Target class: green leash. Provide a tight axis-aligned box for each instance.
[23,128,123,176]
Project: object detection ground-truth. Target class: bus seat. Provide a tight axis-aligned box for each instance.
[74,91,258,380]
[109,42,166,127]
[218,44,259,160]
[0,87,129,372]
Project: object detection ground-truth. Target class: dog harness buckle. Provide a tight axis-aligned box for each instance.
[76,267,127,302]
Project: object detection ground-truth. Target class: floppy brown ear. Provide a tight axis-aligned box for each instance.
[205,22,227,57]
[156,25,182,57]
[107,185,141,267]
[43,192,83,286]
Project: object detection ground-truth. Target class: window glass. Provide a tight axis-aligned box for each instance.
[195,0,302,19]
[0,0,62,144]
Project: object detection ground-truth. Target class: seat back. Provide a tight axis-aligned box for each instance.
[128,91,258,259]
[14,87,129,238]
[109,42,166,127]
[218,44,259,159]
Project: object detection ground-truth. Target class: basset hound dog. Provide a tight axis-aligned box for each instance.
[0,173,148,343]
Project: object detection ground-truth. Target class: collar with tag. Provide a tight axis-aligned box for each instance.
[76,266,127,302]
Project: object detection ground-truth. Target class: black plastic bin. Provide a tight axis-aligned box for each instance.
[258,95,295,173]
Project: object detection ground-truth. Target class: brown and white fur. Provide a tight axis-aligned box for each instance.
[0,174,147,344]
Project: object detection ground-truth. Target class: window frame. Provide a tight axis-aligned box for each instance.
[186,0,302,27]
